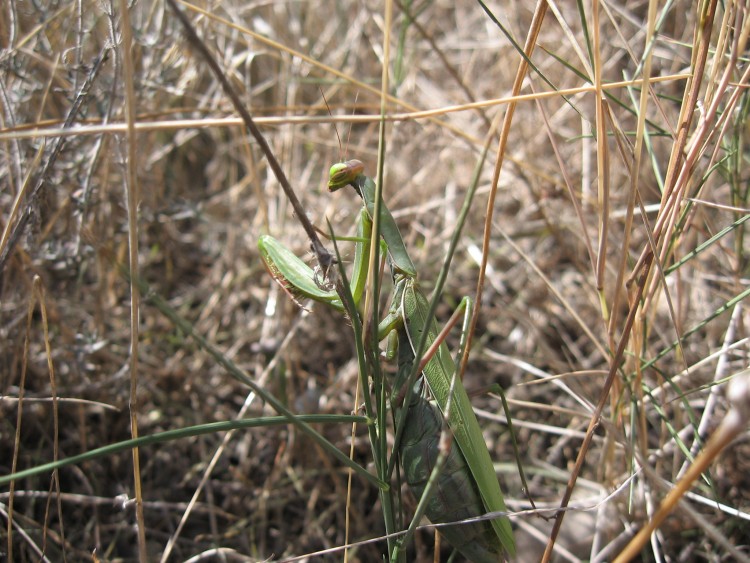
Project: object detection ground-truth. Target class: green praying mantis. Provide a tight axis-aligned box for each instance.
[258,160,515,561]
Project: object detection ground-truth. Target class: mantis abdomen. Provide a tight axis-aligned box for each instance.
[399,395,505,562]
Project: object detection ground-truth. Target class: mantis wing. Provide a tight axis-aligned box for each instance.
[401,282,516,557]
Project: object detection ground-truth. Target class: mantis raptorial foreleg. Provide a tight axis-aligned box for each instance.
[258,208,373,311]
[257,160,515,561]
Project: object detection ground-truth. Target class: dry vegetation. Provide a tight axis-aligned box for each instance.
[1,0,750,561]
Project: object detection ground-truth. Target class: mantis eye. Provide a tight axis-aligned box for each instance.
[328,159,364,192]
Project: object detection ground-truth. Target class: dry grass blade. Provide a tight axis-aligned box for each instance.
[614,370,750,563]
[117,0,148,558]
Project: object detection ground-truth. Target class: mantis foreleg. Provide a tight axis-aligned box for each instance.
[258,207,372,311]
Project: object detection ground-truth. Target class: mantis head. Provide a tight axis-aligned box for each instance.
[328,159,364,192]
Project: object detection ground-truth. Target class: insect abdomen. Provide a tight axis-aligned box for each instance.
[399,397,505,562]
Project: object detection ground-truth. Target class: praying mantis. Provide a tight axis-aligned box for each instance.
[258,160,515,561]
